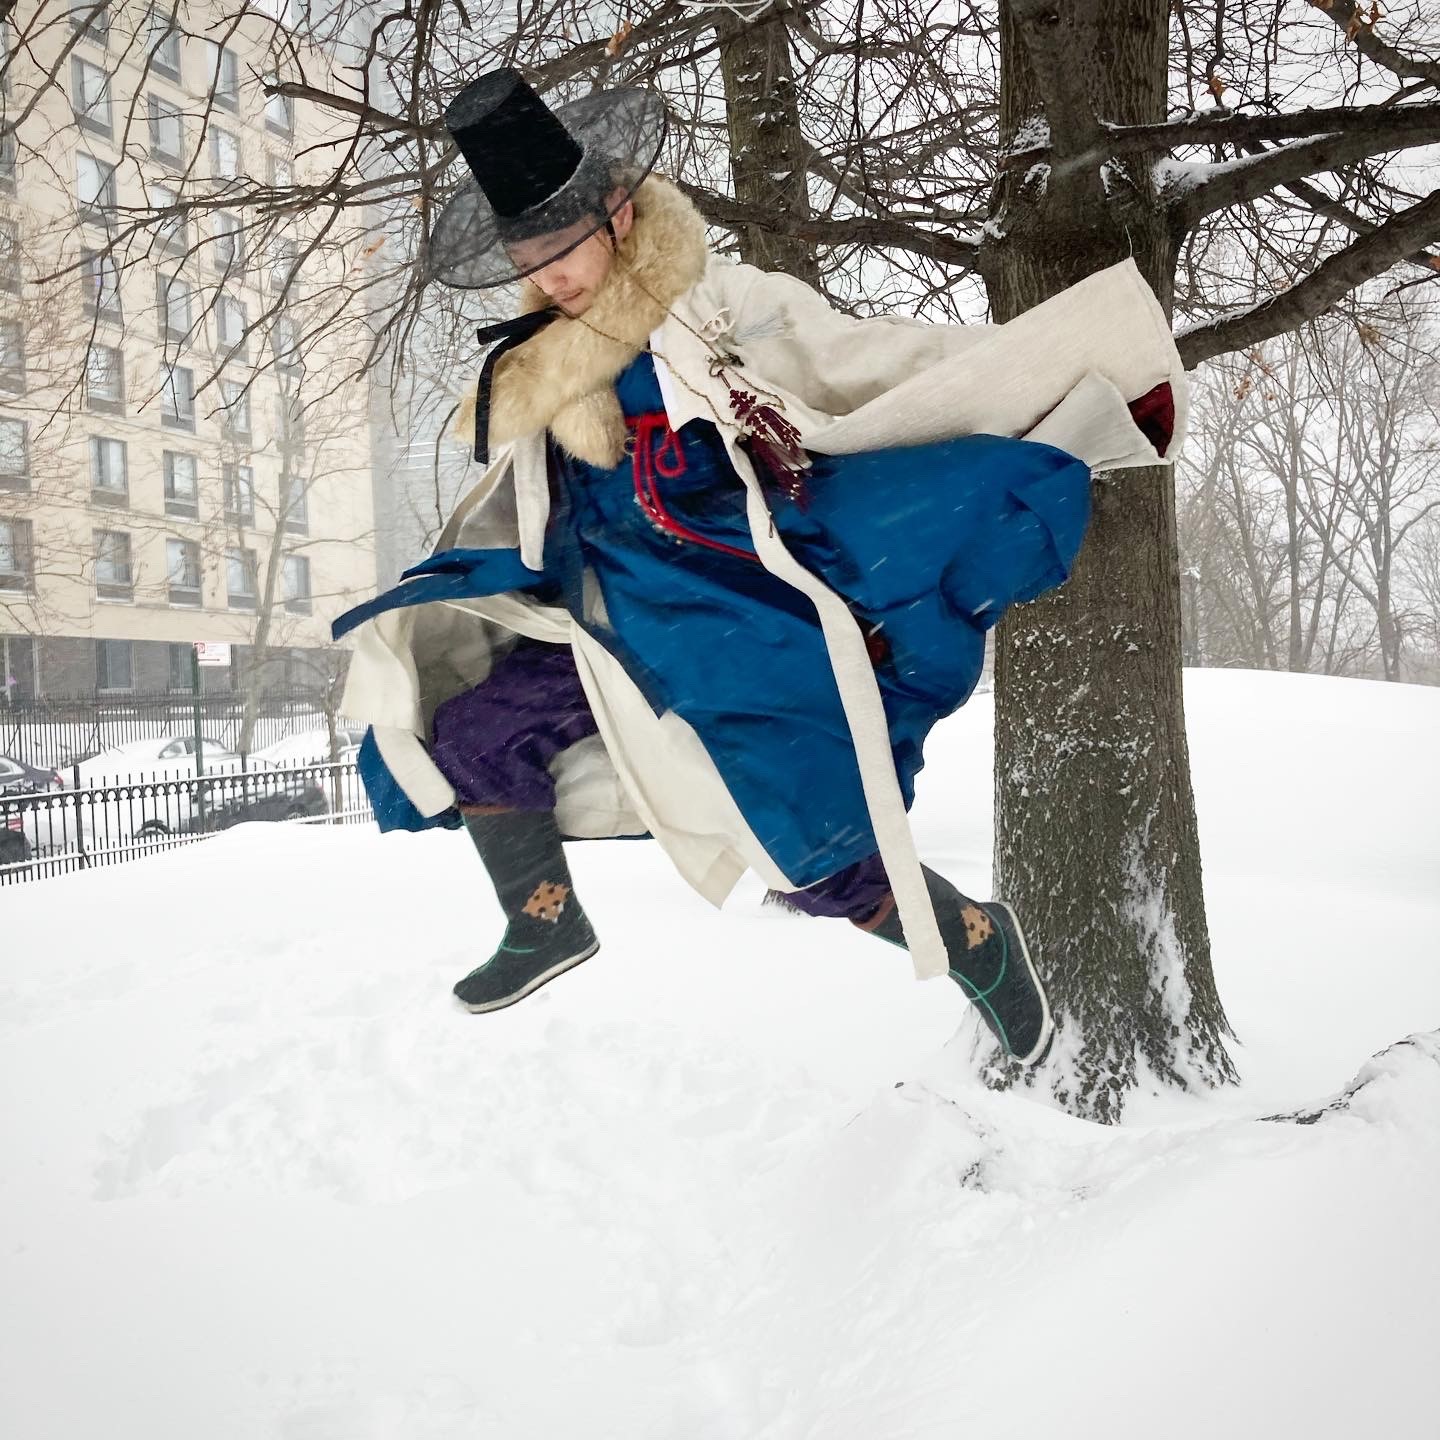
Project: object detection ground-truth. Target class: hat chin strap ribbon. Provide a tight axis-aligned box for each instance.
[471,309,562,464]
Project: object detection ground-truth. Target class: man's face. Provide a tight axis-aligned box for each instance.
[507,196,634,317]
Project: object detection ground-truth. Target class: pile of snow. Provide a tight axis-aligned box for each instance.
[1,669,1436,1439]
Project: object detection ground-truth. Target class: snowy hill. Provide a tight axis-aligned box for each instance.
[2,669,1437,1439]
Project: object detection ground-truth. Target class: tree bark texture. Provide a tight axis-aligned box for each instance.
[982,0,1238,1120]
[715,7,820,285]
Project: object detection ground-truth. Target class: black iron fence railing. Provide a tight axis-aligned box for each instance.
[0,759,372,885]
[0,689,356,770]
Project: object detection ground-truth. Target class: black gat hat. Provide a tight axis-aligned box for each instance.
[426,67,667,291]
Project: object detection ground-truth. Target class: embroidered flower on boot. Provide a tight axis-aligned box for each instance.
[960,903,994,950]
[523,882,570,923]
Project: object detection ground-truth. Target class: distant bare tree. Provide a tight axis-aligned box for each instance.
[1181,305,1440,681]
[1403,512,1440,681]
[226,357,373,753]
[1306,315,1440,680]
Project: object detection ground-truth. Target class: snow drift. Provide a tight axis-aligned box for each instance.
[1,668,1437,1439]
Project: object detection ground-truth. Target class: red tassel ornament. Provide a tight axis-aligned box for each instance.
[727,385,812,507]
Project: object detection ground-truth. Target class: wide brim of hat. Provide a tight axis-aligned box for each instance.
[426,88,667,291]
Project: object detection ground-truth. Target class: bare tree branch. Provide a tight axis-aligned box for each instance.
[676,179,982,269]
[1302,0,1440,91]
[1178,187,1440,366]
[1173,113,1440,227]
[1000,101,1440,170]
[1237,139,1440,277]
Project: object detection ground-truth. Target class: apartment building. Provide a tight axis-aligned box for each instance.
[0,0,378,701]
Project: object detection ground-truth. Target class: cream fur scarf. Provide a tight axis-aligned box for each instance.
[456,174,710,469]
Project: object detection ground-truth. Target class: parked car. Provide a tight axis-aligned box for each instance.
[182,775,330,833]
[248,728,370,819]
[11,734,247,856]
[4,729,364,867]
[0,752,66,870]
[0,813,29,869]
[0,753,66,795]
[74,734,243,785]
[249,727,367,769]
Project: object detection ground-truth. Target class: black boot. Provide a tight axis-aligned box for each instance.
[452,809,599,1013]
[864,868,1054,1065]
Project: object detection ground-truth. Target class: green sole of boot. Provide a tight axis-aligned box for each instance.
[454,941,601,1014]
[976,900,1054,1066]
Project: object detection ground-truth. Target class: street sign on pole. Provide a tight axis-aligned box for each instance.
[194,642,232,668]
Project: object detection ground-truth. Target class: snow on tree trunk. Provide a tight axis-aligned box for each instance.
[982,0,1238,1120]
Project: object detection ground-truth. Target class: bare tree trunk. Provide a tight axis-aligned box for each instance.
[238,527,287,757]
[983,0,1237,1120]
[1284,424,1305,672]
[715,5,819,285]
[1227,465,1280,669]
[1376,571,1400,679]
[1180,562,1201,666]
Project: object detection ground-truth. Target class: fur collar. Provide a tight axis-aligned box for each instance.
[472,174,710,468]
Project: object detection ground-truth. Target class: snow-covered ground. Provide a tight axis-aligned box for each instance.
[2,669,1437,1440]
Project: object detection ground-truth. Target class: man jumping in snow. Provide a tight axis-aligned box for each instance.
[335,68,1186,1067]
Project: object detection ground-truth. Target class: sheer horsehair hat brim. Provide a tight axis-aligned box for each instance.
[426,87,668,291]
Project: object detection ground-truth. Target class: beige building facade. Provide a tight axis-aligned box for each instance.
[0,0,378,701]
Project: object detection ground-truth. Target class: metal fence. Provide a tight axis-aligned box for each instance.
[0,689,354,770]
[0,760,373,885]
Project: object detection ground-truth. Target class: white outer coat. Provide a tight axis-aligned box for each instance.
[342,255,1189,980]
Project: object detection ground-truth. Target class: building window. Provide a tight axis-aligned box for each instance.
[156,270,191,341]
[0,321,24,392]
[161,364,195,430]
[76,152,117,225]
[267,236,298,292]
[282,553,311,614]
[147,7,181,82]
[93,529,133,601]
[0,516,32,591]
[226,545,256,609]
[275,395,305,455]
[216,292,247,356]
[280,468,308,533]
[149,183,188,258]
[0,417,27,491]
[167,641,194,690]
[273,314,302,376]
[269,155,293,189]
[95,637,133,691]
[210,43,239,111]
[81,248,122,322]
[71,2,111,45]
[166,537,201,606]
[210,126,240,183]
[85,343,124,413]
[0,131,16,195]
[213,211,244,277]
[163,450,198,516]
[0,219,19,294]
[222,462,254,523]
[264,74,293,135]
[71,56,112,137]
[90,435,128,499]
[147,94,184,165]
[219,379,250,441]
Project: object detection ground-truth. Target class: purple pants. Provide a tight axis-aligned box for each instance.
[430,638,892,923]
